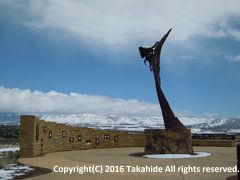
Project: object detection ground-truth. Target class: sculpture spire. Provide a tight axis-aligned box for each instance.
[139,29,186,129]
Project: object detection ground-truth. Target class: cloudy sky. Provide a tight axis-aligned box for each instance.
[0,0,240,117]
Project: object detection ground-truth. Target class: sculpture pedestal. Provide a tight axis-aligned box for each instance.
[144,128,193,154]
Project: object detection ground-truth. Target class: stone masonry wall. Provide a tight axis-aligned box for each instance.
[20,115,236,158]
[19,115,146,158]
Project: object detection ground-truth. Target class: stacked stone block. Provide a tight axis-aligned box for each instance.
[19,115,146,157]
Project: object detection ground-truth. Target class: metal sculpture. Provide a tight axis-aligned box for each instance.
[139,28,186,130]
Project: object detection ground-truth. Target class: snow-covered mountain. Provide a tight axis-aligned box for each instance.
[188,117,240,134]
[0,112,240,134]
[0,113,19,125]
[41,114,165,132]
[41,114,240,134]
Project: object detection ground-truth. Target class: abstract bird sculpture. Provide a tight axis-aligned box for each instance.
[139,28,186,130]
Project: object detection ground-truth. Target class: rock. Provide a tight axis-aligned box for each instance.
[144,128,193,154]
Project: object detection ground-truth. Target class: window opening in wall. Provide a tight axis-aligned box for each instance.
[77,135,82,142]
[62,131,66,138]
[49,131,52,139]
[95,137,100,145]
[86,140,91,145]
[69,137,74,142]
[36,123,39,141]
[114,135,119,142]
[104,134,110,139]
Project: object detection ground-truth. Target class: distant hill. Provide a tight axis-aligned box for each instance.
[0,124,19,139]
[0,112,20,125]
[0,112,240,134]
[188,117,240,134]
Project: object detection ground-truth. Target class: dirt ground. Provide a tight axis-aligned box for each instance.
[19,146,237,180]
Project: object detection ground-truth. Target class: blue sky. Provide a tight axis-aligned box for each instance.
[0,0,240,117]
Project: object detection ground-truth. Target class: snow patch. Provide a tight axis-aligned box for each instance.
[143,152,211,159]
[0,164,33,180]
[0,147,19,153]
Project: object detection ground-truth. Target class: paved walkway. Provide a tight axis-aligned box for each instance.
[19,147,237,180]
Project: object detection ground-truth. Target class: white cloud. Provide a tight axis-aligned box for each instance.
[225,54,240,62]
[179,55,196,61]
[0,86,160,115]
[234,55,240,61]
[226,28,240,41]
[1,0,240,47]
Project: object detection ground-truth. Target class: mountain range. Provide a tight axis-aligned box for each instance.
[0,112,239,134]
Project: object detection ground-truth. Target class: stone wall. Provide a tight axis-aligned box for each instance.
[19,115,236,158]
[19,115,146,158]
[193,139,235,147]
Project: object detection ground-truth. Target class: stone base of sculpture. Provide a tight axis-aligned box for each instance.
[144,128,193,154]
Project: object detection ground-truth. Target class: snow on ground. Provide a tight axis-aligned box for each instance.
[143,152,211,159]
[0,164,33,180]
[0,147,19,153]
